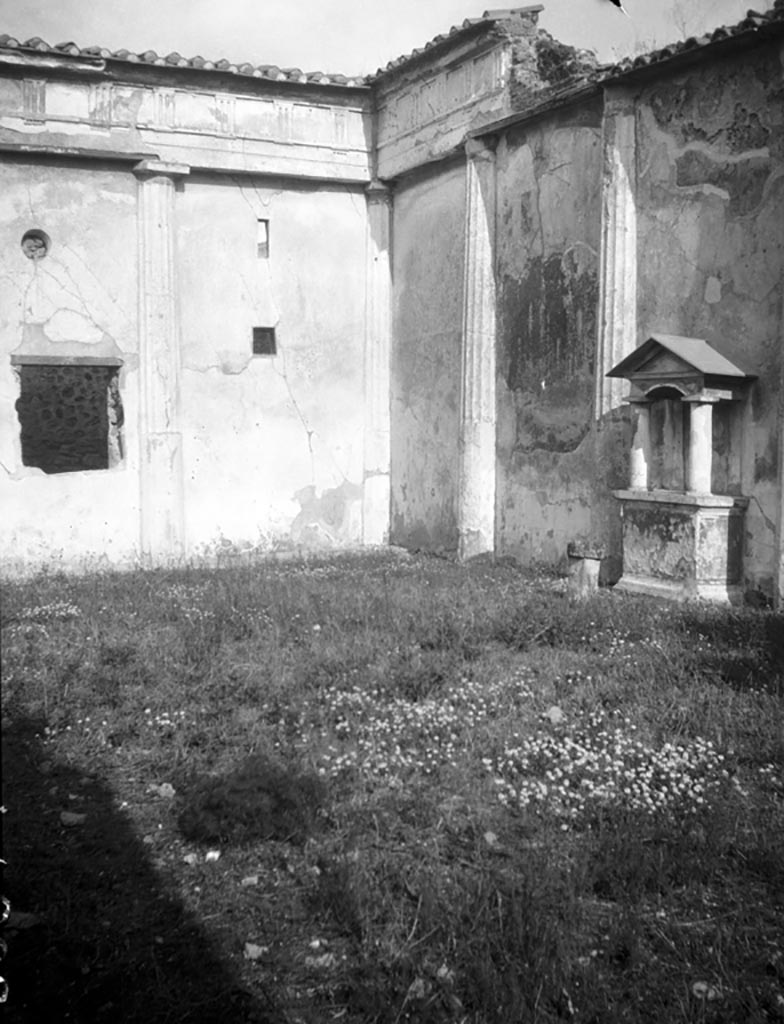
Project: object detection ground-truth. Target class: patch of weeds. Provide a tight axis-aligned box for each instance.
[487,708,731,827]
[177,753,327,845]
[454,860,580,1022]
[4,553,784,1024]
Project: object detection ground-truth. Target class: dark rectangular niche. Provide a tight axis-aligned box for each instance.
[14,362,124,474]
[252,327,277,356]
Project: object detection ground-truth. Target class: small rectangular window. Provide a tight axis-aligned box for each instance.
[13,360,124,474]
[257,219,269,259]
[252,327,276,356]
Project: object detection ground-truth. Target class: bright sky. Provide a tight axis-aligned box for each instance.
[0,0,755,75]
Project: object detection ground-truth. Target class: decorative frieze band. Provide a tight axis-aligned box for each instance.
[21,78,45,122]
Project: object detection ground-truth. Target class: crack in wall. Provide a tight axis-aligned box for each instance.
[274,344,317,484]
[233,179,284,217]
[748,494,778,539]
[57,242,134,325]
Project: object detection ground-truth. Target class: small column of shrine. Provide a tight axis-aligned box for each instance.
[684,395,716,494]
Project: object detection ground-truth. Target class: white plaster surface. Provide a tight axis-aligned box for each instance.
[458,143,496,560]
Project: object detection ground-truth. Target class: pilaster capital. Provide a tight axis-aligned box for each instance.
[683,394,721,405]
[133,159,191,181]
[465,137,496,163]
[365,179,392,205]
[601,83,638,116]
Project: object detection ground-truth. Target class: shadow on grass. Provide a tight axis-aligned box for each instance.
[2,717,279,1024]
[680,608,784,694]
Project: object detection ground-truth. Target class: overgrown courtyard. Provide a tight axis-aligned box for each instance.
[2,551,783,1023]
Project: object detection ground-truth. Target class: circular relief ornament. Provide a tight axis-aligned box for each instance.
[21,229,51,260]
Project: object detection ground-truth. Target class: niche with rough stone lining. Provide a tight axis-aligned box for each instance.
[14,361,124,474]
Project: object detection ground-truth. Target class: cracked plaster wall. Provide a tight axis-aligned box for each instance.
[634,39,784,592]
[391,162,465,552]
[0,158,139,573]
[176,175,367,558]
[494,103,616,567]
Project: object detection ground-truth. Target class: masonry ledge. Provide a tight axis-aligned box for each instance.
[11,353,124,366]
[613,489,749,509]
[613,574,745,606]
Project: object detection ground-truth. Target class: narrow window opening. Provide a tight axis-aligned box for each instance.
[257,219,269,259]
[14,362,124,474]
[252,327,277,356]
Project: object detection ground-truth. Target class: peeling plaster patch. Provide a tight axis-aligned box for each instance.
[646,51,779,150]
[511,395,591,454]
[675,149,770,216]
[725,106,771,153]
[754,432,779,484]
[501,250,597,409]
[43,308,105,344]
[13,322,124,363]
[704,275,722,304]
[217,351,254,375]
[290,480,362,548]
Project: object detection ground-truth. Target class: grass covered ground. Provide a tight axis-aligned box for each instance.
[1,550,783,1023]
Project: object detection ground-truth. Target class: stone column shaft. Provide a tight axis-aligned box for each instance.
[628,400,650,490]
[458,140,497,561]
[135,159,189,564]
[686,400,714,494]
[596,89,637,419]
[363,182,392,545]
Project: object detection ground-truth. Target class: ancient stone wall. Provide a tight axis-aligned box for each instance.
[494,99,614,566]
[15,363,122,474]
[634,38,784,593]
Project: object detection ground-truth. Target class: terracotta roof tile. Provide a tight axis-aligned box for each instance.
[1,3,782,95]
[0,34,368,88]
[601,4,784,79]
[372,7,545,78]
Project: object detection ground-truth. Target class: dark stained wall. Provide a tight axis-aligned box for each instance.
[495,99,613,566]
[634,40,784,591]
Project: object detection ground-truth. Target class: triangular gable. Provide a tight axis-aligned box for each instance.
[607,334,753,379]
[633,348,696,378]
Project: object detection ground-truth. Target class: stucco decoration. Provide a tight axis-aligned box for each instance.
[135,160,189,565]
[363,181,392,546]
[20,229,50,260]
[458,140,497,560]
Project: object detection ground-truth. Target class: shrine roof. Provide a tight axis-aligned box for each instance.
[608,335,755,379]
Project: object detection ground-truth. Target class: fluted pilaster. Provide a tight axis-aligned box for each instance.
[458,140,496,561]
[134,159,189,564]
[363,181,392,545]
[596,89,637,419]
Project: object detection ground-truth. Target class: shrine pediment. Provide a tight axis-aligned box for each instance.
[607,333,756,397]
